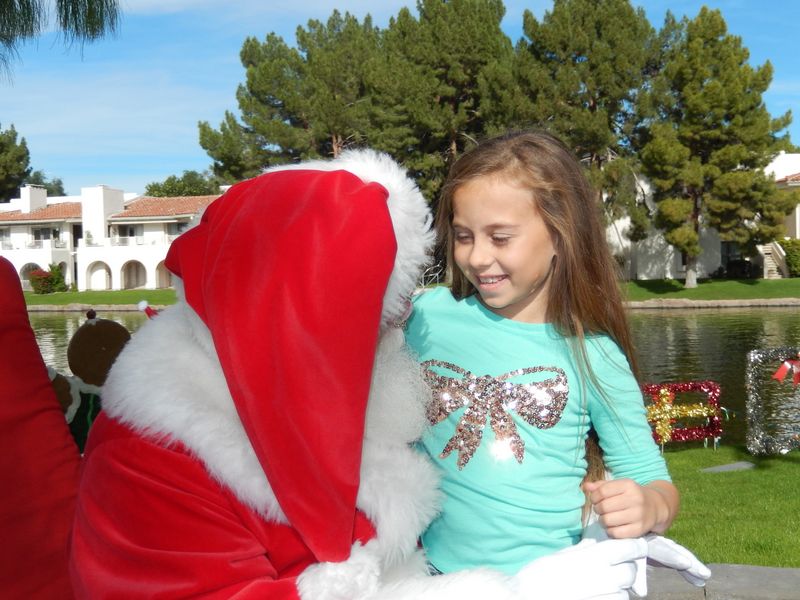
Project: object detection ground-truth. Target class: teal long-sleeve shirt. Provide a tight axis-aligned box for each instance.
[404,287,669,575]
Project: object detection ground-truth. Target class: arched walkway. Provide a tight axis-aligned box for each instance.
[121,260,147,290]
[19,263,42,291]
[156,261,172,288]
[86,262,112,291]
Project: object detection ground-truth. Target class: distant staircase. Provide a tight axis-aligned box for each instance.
[760,242,788,279]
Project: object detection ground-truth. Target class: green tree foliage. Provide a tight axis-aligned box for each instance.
[1,0,120,73]
[144,170,220,197]
[509,0,660,240]
[638,7,795,288]
[199,10,381,183]
[199,0,795,266]
[0,122,31,201]
[781,239,800,277]
[48,262,68,292]
[27,169,66,195]
[377,0,512,198]
[199,1,512,200]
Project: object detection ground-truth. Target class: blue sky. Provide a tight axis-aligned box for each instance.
[1,0,798,196]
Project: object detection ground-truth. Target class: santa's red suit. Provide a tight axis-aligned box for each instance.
[68,150,707,600]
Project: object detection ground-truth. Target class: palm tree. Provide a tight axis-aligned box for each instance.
[1,0,120,72]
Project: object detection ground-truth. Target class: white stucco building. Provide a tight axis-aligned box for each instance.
[0,185,218,291]
[607,151,800,280]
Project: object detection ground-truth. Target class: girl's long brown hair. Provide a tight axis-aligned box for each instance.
[436,130,639,491]
[436,130,638,376]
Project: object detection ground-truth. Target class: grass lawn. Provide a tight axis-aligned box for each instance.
[663,444,800,567]
[24,288,177,306]
[624,278,800,301]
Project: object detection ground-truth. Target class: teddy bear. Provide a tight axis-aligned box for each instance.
[47,309,131,452]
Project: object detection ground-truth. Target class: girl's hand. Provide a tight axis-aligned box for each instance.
[583,479,679,539]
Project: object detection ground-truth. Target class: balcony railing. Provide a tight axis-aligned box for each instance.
[21,239,70,250]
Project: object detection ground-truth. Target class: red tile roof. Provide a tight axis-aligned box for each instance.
[110,195,219,219]
[776,172,800,184]
[0,202,82,223]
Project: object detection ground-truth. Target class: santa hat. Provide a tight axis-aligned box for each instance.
[165,149,432,563]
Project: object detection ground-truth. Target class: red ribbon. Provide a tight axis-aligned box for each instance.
[772,359,800,386]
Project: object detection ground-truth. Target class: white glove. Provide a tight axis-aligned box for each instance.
[645,534,711,587]
[513,537,648,600]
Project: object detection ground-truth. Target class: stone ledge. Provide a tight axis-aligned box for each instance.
[26,304,165,312]
[642,563,800,599]
[627,298,800,309]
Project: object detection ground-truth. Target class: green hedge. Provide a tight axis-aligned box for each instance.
[781,239,800,276]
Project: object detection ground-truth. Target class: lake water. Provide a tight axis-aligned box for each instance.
[29,306,800,448]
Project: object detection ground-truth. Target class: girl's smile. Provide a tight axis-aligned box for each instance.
[451,174,556,323]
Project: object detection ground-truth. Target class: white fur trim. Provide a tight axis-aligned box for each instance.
[297,540,381,600]
[265,149,435,326]
[359,329,441,568]
[364,329,429,447]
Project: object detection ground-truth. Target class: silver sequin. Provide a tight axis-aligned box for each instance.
[422,360,569,469]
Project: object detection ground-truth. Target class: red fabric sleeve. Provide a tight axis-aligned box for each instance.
[70,414,303,599]
[0,257,80,599]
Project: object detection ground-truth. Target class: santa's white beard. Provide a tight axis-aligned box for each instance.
[364,327,430,446]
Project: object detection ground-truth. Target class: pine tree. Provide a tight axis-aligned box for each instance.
[638,7,794,288]
[1,0,120,73]
[510,0,658,239]
[378,0,512,199]
[27,170,66,196]
[0,123,31,202]
[198,2,513,199]
[199,11,380,183]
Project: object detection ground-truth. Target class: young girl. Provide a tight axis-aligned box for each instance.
[405,130,679,576]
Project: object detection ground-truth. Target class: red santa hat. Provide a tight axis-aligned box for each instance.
[165,149,432,564]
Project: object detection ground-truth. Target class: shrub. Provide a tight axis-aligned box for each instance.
[48,263,68,292]
[29,268,54,294]
[781,239,800,277]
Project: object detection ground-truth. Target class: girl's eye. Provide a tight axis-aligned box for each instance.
[454,232,472,243]
[492,236,510,244]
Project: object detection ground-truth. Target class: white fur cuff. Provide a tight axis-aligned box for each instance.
[297,541,381,600]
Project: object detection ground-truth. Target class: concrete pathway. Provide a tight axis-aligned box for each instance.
[643,563,800,599]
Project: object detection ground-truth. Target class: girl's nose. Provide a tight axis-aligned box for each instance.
[468,239,492,270]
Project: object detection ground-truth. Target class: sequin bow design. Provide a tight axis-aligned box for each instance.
[422,360,569,469]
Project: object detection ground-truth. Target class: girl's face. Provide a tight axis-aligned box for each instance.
[451,174,556,323]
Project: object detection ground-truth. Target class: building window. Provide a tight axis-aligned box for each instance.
[114,224,143,238]
[166,222,189,236]
[32,227,58,240]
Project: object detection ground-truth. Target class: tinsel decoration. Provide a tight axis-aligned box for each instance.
[641,381,723,446]
[745,348,800,455]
